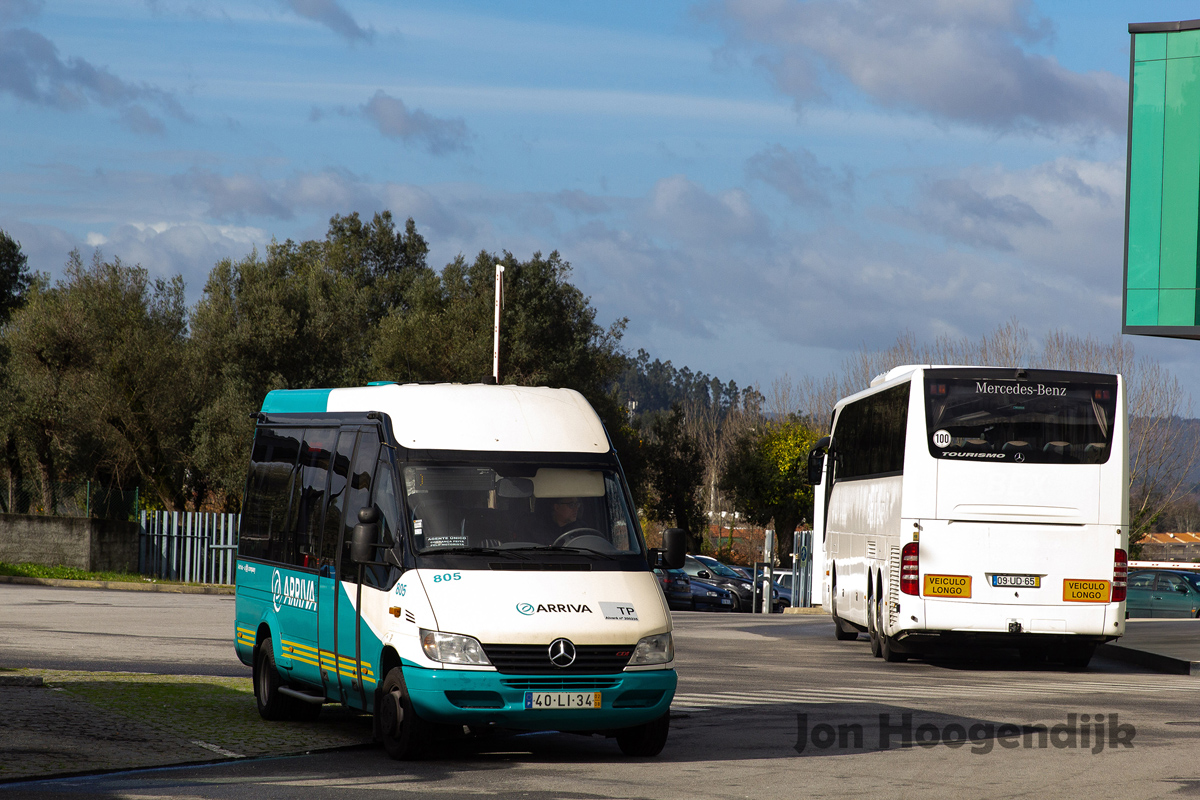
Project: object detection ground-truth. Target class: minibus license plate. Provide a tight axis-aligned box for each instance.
[991,575,1040,588]
[524,692,601,710]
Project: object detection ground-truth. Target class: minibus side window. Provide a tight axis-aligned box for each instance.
[241,427,301,562]
[295,427,335,571]
[373,457,402,556]
[325,430,357,579]
[340,430,382,582]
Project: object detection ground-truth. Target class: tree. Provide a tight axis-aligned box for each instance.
[642,405,706,552]
[189,233,380,506]
[720,418,820,565]
[0,229,33,326]
[1,250,193,510]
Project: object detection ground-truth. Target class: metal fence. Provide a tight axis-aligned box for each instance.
[139,511,240,585]
[0,479,139,520]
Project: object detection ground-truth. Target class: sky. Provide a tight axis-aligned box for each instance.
[4,0,1200,404]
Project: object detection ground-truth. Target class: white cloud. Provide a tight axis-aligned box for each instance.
[709,0,1126,136]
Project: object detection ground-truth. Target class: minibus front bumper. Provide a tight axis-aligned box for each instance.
[401,665,677,731]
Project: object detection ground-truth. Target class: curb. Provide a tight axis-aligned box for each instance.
[0,674,43,686]
[0,575,235,595]
[783,606,828,615]
[1097,642,1199,676]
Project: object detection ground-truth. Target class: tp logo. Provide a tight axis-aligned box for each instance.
[516,602,535,616]
[271,569,283,612]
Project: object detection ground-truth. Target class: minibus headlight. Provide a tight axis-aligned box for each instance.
[420,629,492,666]
[630,632,673,665]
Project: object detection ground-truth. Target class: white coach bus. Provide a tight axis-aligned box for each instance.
[807,366,1128,667]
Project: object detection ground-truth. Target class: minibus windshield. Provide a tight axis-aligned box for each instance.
[924,373,1117,464]
[402,462,643,559]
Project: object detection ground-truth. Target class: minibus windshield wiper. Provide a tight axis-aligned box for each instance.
[419,546,529,559]
[503,545,617,561]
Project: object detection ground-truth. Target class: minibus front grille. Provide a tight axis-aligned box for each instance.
[501,677,622,690]
[481,644,634,674]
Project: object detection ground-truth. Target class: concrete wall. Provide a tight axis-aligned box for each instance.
[0,514,139,573]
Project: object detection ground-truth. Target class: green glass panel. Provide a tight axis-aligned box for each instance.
[1136,32,1167,61]
[1128,60,1166,289]
[1126,290,1159,326]
[1168,29,1200,59]
[1159,289,1196,325]
[1160,56,1200,289]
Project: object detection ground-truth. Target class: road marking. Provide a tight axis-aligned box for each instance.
[190,740,244,758]
[672,678,1195,711]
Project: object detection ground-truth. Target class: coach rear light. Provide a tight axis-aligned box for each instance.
[900,541,920,596]
[1112,549,1128,603]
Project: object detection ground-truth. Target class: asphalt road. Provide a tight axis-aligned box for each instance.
[4,584,1200,798]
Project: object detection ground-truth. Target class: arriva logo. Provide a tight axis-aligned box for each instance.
[271,568,316,613]
[516,602,592,615]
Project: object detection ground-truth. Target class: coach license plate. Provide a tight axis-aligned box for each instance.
[991,574,1040,588]
[524,692,601,710]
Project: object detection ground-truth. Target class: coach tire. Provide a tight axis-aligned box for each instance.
[867,596,881,658]
[254,636,292,721]
[832,599,857,641]
[379,667,428,760]
[1060,641,1095,670]
[617,712,670,757]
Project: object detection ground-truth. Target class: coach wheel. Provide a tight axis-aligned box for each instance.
[379,667,429,760]
[616,712,670,757]
[1059,641,1095,670]
[867,596,882,658]
[881,630,908,663]
[254,636,292,721]
[832,598,858,641]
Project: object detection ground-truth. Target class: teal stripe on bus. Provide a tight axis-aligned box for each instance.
[261,389,333,413]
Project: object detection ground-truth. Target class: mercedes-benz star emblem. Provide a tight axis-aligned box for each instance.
[1014,453,1025,463]
[548,638,577,668]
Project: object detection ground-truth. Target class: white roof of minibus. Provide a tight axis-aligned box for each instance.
[326,383,611,453]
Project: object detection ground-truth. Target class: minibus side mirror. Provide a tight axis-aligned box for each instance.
[806,436,834,485]
[351,506,381,564]
[661,528,686,570]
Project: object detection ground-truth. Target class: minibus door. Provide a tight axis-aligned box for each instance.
[317,428,358,704]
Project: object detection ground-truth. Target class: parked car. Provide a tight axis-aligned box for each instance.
[698,556,788,612]
[682,555,753,611]
[1126,569,1200,618]
[689,577,734,611]
[653,568,693,611]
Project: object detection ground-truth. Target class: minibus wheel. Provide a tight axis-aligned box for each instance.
[616,712,670,757]
[253,637,292,721]
[379,667,428,760]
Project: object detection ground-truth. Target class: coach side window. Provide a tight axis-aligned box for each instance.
[834,383,910,481]
[241,427,301,562]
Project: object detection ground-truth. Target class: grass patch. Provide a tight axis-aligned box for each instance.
[0,561,145,582]
[32,671,373,756]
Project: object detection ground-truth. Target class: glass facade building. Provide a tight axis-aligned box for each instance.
[1125,20,1200,337]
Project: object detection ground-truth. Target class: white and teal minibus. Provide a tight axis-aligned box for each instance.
[807,366,1128,668]
[234,383,685,758]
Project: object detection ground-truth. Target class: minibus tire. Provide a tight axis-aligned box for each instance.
[616,712,670,757]
[254,637,292,721]
[831,600,857,641]
[867,597,882,657]
[379,667,428,760]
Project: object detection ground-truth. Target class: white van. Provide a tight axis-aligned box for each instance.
[234,383,685,758]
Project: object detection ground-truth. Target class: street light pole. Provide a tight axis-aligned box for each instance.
[493,263,505,382]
